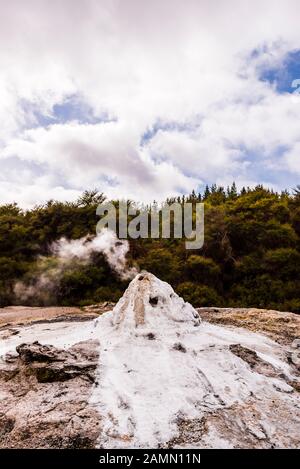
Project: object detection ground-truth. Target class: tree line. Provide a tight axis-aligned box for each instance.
[0,184,299,313]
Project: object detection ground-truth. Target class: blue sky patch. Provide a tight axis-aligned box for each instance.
[141,119,200,146]
[259,49,300,94]
[20,95,113,129]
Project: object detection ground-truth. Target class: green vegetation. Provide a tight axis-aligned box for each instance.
[0,185,299,312]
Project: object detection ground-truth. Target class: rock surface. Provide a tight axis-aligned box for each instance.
[0,302,114,331]
[197,307,300,345]
[0,273,300,449]
[0,340,100,448]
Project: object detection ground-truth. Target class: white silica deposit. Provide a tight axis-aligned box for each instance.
[111,271,201,331]
[90,272,300,448]
[1,272,299,448]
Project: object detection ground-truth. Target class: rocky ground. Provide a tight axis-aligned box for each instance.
[0,302,115,330]
[0,287,299,449]
[0,340,101,448]
[197,307,300,345]
[0,302,112,448]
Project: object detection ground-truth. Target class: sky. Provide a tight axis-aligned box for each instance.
[1,0,300,207]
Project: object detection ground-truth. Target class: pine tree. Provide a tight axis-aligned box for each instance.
[204,185,210,200]
[191,189,197,200]
[227,181,238,199]
[229,182,238,199]
[293,185,300,197]
[211,183,217,194]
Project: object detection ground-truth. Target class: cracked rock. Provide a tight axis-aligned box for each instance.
[0,340,100,448]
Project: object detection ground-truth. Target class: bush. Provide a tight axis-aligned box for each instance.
[1,185,299,312]
[176,282,223,307]
[185,255,221,286]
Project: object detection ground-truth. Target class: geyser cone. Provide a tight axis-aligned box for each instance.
[112,272,201,330]
[1,275,299,449]
[90,273,300,449]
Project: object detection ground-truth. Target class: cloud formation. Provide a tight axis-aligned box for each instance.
[1,0,300,206]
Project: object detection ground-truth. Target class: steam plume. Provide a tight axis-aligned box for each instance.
[52,228,138,280]
[14,229,138,304]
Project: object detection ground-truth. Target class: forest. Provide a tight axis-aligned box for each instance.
[0,183,300,313]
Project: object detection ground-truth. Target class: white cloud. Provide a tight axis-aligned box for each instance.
[0,179,81,209]
[2,120,199,204]
[1,0,300,206]
[284,143,300,174]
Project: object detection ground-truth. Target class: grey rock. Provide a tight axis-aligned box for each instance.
[0,340,101,448]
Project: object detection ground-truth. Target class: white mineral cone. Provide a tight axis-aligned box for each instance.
[90,272,300,449]
[112,271,201,330]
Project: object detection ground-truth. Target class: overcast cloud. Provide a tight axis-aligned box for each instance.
[1,0,300,206]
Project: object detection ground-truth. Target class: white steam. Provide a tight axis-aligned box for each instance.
[14,271,59,303]
[14,229,138,304]
[52,228,138,280]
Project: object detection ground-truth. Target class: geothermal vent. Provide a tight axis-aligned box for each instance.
[2,273,299,449]
[90,272,300,449]
[112,272,201,330]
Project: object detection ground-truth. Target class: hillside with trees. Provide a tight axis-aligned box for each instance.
[0,184,299,313]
